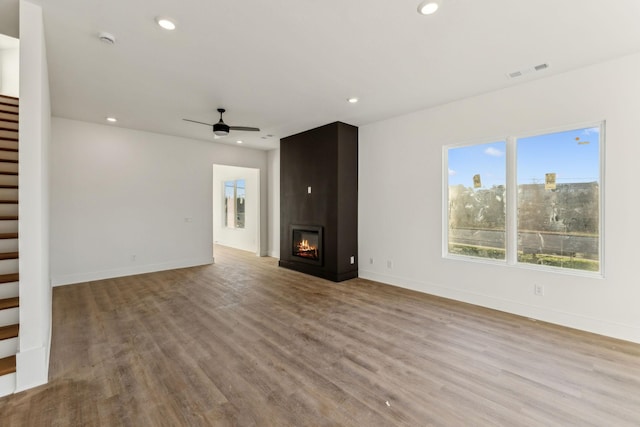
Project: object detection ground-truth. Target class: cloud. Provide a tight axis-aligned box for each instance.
[448,168,457,176]
[484,147,504,157]
[582,127,600,136]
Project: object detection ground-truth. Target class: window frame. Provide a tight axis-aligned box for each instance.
[443,121,605,278]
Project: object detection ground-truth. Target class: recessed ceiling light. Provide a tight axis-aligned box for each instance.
[156,17,176,30]
[347,97,359,104]
[417,0,441,15]
[106,117,117,122]
[98,32,116,44]
[236,140,243,144]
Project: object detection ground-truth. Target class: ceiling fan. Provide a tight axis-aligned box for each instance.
[183,108,260,137]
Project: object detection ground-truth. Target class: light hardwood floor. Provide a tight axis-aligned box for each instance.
[1,245,639,426]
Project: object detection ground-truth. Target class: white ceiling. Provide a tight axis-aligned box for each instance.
[20,0,640,149]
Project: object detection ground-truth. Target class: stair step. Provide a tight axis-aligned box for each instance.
[0,253,18,261]
[0,173,18,176]
[0,274,18,284]
[0,216,18,221]
[0,148,18,153]
[0,185,18,189]
[0,96,18,105]
[0,234,17,240]
[0,127,17,133]
[0,355,16,376]
[0,104,18,115]
[0,102,17,110]
[0,160,18,164]
[0,324,18,341]
[0,201,17,205]
[0,297,18,310]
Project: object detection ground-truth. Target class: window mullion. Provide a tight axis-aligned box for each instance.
[506,137,518,265]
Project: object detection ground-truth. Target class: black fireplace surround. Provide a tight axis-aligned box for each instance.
[279,121,358,282]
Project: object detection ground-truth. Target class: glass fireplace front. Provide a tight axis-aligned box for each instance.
[291,225,323,265]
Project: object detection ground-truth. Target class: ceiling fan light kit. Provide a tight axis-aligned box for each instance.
[214,125,230,136]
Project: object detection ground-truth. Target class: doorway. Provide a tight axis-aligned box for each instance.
[212,164,260,256]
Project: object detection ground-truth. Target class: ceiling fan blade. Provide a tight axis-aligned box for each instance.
[183,118,214,126]
[229,126,260,132]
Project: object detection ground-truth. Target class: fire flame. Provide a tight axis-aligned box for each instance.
[297,239,315,251]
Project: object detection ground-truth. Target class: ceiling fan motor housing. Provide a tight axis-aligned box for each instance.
[213,122,230,136]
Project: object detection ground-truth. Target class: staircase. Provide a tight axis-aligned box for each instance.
[0,94,19,396]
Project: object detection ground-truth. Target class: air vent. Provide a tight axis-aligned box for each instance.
[507,63,550,79]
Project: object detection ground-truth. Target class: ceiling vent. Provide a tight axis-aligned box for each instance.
[507,63,549,79]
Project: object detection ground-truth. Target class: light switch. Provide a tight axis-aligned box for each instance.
[308,186,312,194]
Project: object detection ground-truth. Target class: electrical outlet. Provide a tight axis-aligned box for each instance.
[369,257,374,264]
[534,284,544,296]
[387,260,393,269]
[350,256,355,264]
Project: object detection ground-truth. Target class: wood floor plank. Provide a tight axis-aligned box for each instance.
[0,245,639,426]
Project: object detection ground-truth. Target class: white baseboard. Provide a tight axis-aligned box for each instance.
[359,269,640,344]
[51,257,214,287]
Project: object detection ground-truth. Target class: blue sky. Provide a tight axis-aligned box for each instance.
[448,126,600,188]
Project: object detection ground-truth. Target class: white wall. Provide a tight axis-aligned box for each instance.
[267,148,280,258]
[17,0,51,391]
[0,46,19,97]
[212,164,259,253]
[359,52,640,344]
[50,118,269,285]
[0,1,19,40]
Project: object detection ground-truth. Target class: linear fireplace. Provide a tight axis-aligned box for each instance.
[279,121,358,282]
[291,225,323,266]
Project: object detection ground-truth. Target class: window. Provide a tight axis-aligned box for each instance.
[516,127,601,272]
[445,123,603,275]
[224,179,245,229]
[447,141,506,260]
